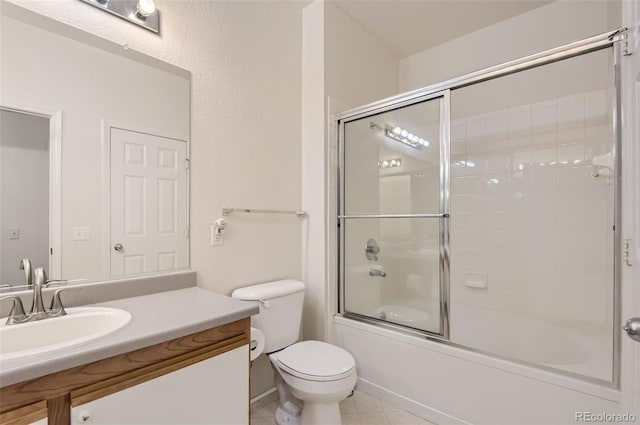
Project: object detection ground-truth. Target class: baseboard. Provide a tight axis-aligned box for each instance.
[251,387,277,405]
[355,377,470,425]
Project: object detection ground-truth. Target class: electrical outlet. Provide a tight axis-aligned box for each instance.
[211,225,223,246]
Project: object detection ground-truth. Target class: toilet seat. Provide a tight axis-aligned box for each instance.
[276,340,355,382]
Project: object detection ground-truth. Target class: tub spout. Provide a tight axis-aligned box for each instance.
[369,268,386,278]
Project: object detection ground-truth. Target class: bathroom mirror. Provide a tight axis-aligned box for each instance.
[0,3,190,290]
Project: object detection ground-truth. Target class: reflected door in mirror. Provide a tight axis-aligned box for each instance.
[110,128,188,277]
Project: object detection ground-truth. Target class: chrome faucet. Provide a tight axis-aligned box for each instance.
[30,267,49,320]
[19,258,33,287]
[0,267,79,325]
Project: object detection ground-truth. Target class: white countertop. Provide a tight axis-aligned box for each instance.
[0,287,258,387]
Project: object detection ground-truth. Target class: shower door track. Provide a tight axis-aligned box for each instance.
[336,27,627,387]
[339,214,449,219]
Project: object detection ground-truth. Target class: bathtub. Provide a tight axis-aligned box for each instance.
[333,306,620,425]
[450,304,612,381]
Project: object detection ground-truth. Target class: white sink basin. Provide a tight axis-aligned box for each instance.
[0,307,131,360]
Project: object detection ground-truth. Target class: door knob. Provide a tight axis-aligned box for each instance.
[623,317,640,342]
[113,243,124,252]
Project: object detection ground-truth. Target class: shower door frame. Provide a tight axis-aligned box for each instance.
[336,27,627,386]
[337,90,451,339]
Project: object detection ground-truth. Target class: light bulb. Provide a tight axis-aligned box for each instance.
[401,130,408,137]
[392,127,402,135]
[136,0,155,18]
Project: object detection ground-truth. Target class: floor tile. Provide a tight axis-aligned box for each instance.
[250,390,437,425]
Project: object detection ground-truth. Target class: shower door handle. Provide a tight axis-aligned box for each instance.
[623,317,640,343]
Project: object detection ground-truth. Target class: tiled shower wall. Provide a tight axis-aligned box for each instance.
[449,87,614,328]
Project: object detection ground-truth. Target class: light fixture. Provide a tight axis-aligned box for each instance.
[79,0,160,34]
[136,0,155,19]
[370,122,430,150]
[453,160,475,168]
[385,126,430,148]
[378,158,402,169]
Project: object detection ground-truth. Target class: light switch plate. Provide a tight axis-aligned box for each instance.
[73,226,91,241]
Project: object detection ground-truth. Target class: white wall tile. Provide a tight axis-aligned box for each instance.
[508,170,534,191]
[557,143,585,166]
[465,175,486,194]
[466,118,486,140]
[532,147,557,168]
[532,168,558,189]
[451,120,467,143]
[485,173,508,192]
[449,89,613,331]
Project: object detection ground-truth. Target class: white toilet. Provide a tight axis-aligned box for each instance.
[232,280,357,425]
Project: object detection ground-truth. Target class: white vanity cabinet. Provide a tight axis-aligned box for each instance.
[0,318,250,425]
[70,346,248,425]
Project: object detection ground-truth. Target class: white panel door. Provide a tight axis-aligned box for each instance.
[70,346,249,425]
[110,128,188,277]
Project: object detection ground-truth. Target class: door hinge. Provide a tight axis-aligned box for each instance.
[185,158,190,170]
[624,239,633,266]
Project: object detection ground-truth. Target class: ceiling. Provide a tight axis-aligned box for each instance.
[333,0,554,58]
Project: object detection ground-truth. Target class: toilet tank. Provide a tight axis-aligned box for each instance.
[231,280,305,353]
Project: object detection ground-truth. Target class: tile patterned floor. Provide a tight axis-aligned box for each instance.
[250,390,437,425]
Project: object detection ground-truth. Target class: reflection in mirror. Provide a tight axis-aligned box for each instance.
[0,110,51,288]
[0,3,191,291]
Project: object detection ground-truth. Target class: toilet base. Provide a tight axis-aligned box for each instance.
[300,401,341,425]
[275,405,302,425]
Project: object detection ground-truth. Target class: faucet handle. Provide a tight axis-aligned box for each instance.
[0,295,28,325]
[45,278,86,288]
[48,288,81,317]
[45,279,68,288]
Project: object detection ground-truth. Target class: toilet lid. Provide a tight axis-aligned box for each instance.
[277,341,355,382]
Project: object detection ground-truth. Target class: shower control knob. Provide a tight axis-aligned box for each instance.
[113,243,124,252]
[623,317,640,343]
[365,238,380,261]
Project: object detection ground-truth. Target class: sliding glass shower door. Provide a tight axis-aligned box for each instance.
[339,92,449,337]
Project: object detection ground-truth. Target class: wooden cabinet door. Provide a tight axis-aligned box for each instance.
[70,346,249,425]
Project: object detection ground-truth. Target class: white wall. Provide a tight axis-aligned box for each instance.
[1,9,189,280]
[399,0,621,92]
[301,0,399,342]
[3,0,304,400]
[3,0,303,294]
[0,110,49,285]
